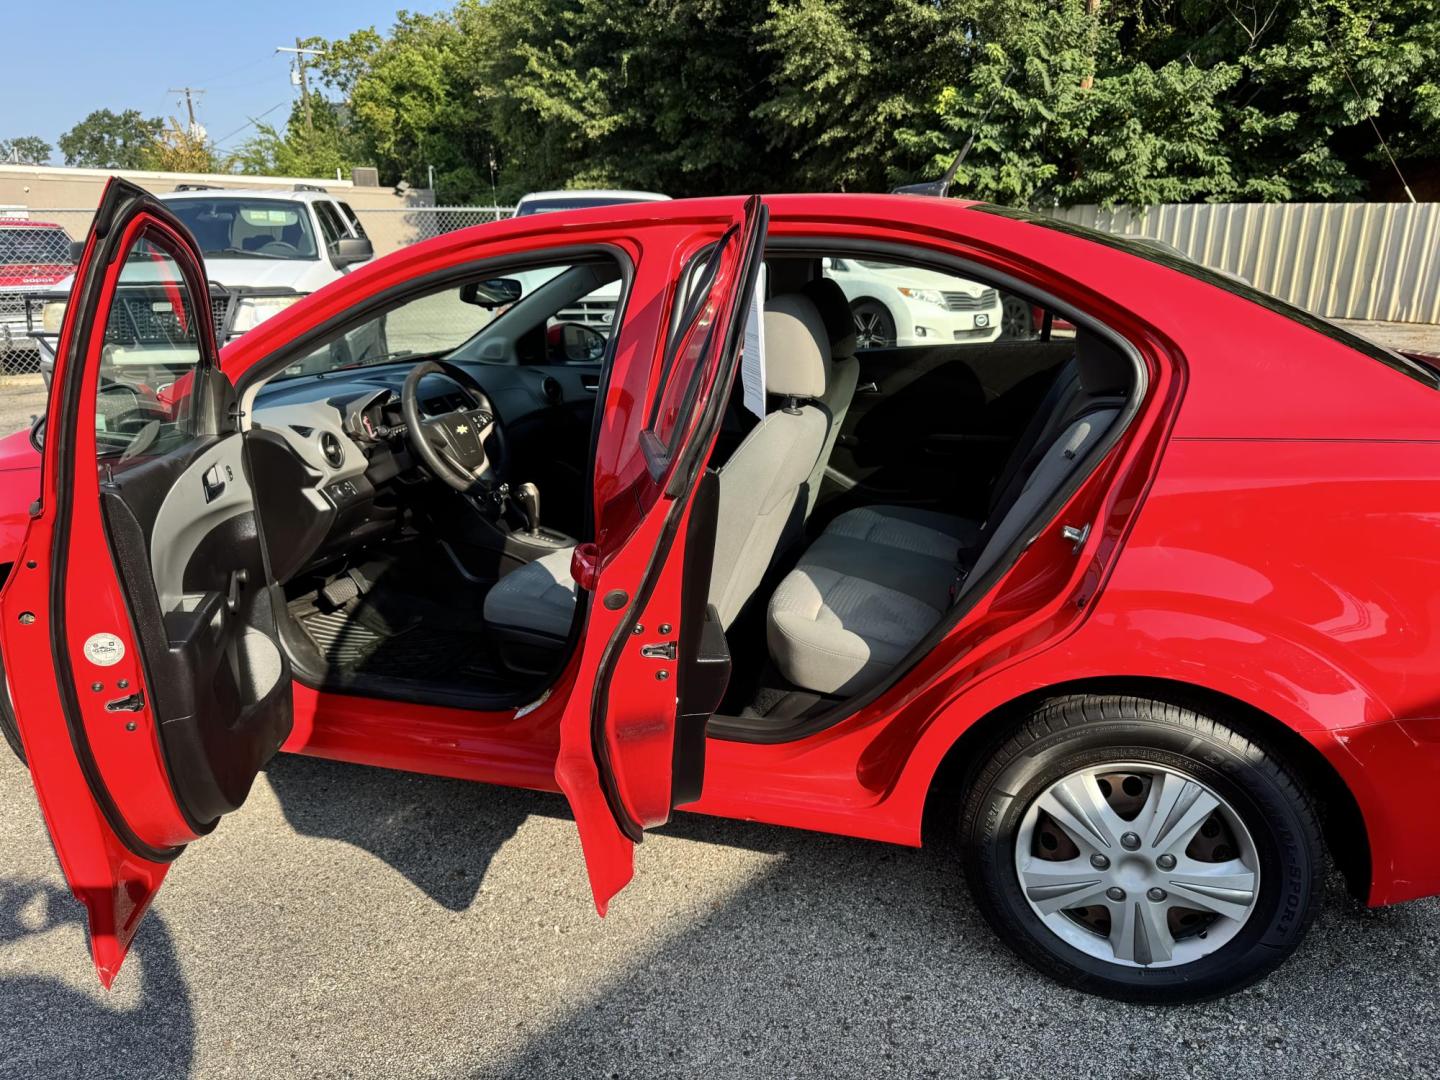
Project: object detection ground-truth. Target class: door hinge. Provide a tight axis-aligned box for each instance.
[639,641,677,661]
[104,691,145,713]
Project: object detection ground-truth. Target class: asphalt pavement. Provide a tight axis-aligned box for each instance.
[0,750,1436,1080]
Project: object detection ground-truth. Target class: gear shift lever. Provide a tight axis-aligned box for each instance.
[514,482,541,535]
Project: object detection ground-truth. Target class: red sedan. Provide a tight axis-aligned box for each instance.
[2,178,1438,1004]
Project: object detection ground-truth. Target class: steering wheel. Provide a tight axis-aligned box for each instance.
[401,360,508,493]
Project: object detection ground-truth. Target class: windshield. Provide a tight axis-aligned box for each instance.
[166,198,318,261]
[516,196,653,217]
[0,227,71,265]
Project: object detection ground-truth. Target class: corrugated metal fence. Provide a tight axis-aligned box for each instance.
[1048,202,1440,324]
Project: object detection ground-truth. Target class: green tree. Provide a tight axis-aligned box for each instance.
[316,13,490,200]
[57,109,161,169]
[229,101,360,180]
[142,117,218,173]
[0,136,52,165]
[755,0,972,192]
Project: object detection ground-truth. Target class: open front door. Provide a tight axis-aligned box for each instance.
[0,179,291,985]
[557,196,767,912]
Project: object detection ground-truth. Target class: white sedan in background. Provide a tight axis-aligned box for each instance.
[823,257,1004,348]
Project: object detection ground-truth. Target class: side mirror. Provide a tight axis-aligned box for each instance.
[29,413,45,452]
[68,240,85,264]
[551,321,608,364]
[460,278,523,309]
[329,237,374,268]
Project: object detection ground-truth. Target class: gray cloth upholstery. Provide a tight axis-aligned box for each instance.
[799,279,861,518]
[768,558,947,696]
[709,399,828,628]
[823,505,979,562]
[707,293,831,627]
[802,278,858,359]
[763,293,829,398]
[482,547,578,639]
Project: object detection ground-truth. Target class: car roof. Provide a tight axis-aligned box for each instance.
[160,188,343,203]
[0,219,68,229]
[516,189,670,205]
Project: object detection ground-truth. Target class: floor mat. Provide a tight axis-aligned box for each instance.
[292,595,515,687]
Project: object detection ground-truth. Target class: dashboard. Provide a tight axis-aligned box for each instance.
[243,359,600,583]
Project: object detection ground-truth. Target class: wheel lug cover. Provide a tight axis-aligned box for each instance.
[1106,886,1126,902]
[1147,887,1168,902]
[1156,853,1176,871]
[1120,832,1141,851]
[1090,854,1110,870]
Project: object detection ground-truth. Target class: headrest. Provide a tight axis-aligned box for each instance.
[801,278,857,358]
[1075,329,1132,396]
[764,293,829,399]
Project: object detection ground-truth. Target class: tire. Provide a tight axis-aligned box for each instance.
[959,694,1322,1003]
[999,294,1035,340]
[850,299,896,349]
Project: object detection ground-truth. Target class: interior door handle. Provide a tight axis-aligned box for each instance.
[857,380,880,394]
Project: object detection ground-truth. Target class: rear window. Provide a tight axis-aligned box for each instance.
[971,203,1440,391]
[0,226,71,266]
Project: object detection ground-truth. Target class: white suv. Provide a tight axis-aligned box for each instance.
[33,185,374,379]
[823,257,1004,348]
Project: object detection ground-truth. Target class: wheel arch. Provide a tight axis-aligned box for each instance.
[919,675,1371,900]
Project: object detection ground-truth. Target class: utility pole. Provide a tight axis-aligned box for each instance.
[276,40,325,135]
[167,86,205,133]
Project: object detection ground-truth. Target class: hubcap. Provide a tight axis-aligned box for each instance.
[851,308,894,349]
[1014,763,1260,969]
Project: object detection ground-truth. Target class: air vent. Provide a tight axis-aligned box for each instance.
[290,424,314,438]
[540,376,562,405]
[319,431,345,469]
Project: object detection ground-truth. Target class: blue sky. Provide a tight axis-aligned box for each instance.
[2,0,451,165]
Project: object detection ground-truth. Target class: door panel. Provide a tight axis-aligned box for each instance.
[556,197,765,913]
[819,339,1074,522]
[0,178,289,985]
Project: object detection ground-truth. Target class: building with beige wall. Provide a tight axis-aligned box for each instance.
[0,163,438,256]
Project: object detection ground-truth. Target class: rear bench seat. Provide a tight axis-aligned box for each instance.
[766,330,1132,696]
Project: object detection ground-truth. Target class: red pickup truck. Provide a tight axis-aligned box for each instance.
[0,220,75,370]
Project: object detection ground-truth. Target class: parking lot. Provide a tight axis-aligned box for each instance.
[0,748,1436,1080]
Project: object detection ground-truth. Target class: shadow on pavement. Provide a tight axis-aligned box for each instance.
[264,753,558,911]
[0,879,194,1080]
[485,816,1437,1079]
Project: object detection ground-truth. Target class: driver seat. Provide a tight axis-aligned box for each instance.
[483,293,832,666]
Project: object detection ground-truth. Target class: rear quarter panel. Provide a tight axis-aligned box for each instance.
[706,201,1440,906]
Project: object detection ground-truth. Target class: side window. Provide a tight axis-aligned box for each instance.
[95,234,203,460]
[645,234,733,455]
[313,202,347,250]
[822,256,1008,349]
[338,202,368,240]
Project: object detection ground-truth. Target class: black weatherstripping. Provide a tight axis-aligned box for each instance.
[672,469,727,807]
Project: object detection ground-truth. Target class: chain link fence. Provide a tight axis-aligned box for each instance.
[0,211,93,376]
[349,207,514,257]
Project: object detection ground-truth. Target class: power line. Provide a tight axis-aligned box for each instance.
[211,101,288,147]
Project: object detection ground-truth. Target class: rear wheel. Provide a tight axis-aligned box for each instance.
[960,695,1323,1002]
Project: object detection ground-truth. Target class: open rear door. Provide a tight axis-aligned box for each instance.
[0,179,292,985]
[557,196,767,912]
